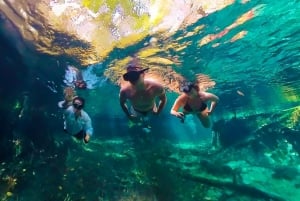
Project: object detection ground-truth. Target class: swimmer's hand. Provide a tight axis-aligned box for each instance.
[84,134,90,143]
[174,112,185,123]
[152,107,159,115]
[128,114,139,122]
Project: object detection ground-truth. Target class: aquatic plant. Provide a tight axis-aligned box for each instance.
[290,106,300,127]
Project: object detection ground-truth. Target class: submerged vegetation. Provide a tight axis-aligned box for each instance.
[0,91,299,200]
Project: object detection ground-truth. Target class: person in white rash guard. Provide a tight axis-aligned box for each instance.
[62,96,93,143]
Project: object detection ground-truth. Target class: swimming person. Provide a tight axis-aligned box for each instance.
[62,96,93,143]
[119,60,167,122]
[171,82,219,127]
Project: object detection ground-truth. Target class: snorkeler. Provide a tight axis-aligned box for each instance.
[171,81,220,148]
[119,59,167,121]
[62,96,93,143]
[170,81,219,127]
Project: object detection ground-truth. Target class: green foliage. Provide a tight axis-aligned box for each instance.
[82,0,105,12]
[106,0,119,10]
[81,0,143,29]
[134,14,150,29]
[81,0,135,14]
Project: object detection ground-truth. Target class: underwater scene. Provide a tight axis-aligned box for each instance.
[0,0,300,200]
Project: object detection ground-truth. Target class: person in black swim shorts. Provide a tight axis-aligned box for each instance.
[119,58,167,121]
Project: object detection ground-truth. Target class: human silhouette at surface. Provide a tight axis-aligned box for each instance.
[64,64,87,89]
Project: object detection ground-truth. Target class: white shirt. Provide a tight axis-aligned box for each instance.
[64,106,93,136]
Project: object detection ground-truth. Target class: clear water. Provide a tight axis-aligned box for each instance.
[1,0,300,201]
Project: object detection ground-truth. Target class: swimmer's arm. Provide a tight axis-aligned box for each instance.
[204,92,219,114]
[83,113,93,143]
[156,88,167,114]
[119,90,131,117]
[170,96,185,119]
[83,113,93,136]
[61,87,76,108]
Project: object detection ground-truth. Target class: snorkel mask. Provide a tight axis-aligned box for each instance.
[123,65,149,83]
[123,71,141,82]
[72,97,85,110]
[179,82,194,93]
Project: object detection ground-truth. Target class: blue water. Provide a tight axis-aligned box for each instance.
[1,0,300,200]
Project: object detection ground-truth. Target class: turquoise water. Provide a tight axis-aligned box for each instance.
[1,0,300,200]
[173,0,300,115]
